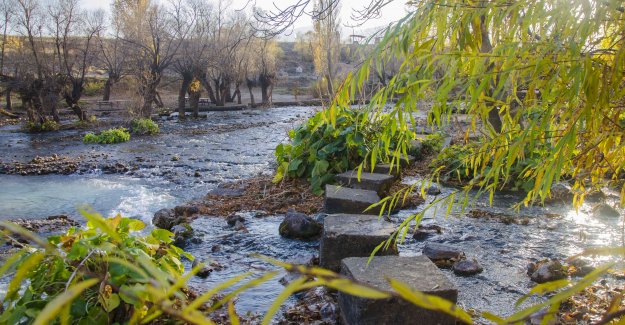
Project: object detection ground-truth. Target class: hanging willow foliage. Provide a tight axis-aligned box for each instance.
[329,0,625,208]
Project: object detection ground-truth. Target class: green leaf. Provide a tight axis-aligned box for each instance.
[98,292,121,313]
[32,278,99,325]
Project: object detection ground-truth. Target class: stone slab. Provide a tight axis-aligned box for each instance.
[324,185,381,215]
[371,163,401,178]
[339,256,458,325]
[319,214,398,271]
[335,171,395,196]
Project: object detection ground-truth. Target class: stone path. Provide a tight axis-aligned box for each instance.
[319,132,459,324]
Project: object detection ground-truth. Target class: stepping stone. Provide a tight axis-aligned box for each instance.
[319,214,398,271]
[371,163,401,178]
[339,256,458,325]
[388,154,415,168]
[324,185,382,215]
[335,171,395,196]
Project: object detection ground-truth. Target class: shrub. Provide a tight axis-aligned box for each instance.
[83,127,130,144]
[83,80,105,96]
[0,212,196,324]
[274,107,413,194]
[25,119,60,132]
[131,118,160,135]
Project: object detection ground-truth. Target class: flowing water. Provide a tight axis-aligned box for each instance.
[0,106,623,320]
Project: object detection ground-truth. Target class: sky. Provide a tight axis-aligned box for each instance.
[80,0,411,39]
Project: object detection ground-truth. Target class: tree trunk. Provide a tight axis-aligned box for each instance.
[200,75,217,104]
[141,84,158,117]
[479,15,502,134]
[5,88,11,111]
[247,79,255,107]
[232,83,241,104]
[64,79,87,121]
[102,77,113,101]
[178,75,192,120]
[213,78,224,106]
[189,90,200,118]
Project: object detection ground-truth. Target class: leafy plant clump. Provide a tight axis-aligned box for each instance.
[0,212,194,324]
[26,119,60,132]
[131,118,160,135]
[83,127,130,144]
[274,108,406,194]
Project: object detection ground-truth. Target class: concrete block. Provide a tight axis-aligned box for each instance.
[324,185,381,215]
[339,256,458,325]
[335,171,395,196]
[320,214,398,271]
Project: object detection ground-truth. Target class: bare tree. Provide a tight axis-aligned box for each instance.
[203,1,253,107]
[312,0,340,97]
[171,0,211,119]
[96,13,128,101]
[49,0,104,120]
[114,0,190,117]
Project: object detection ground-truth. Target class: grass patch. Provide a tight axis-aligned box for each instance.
[83,127,130,144]
[131,118,159,135]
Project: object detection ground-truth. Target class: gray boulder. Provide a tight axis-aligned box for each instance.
[192,259,213,278]
[279,209,322,240]
[528,259,565,283]
[174,204,199,218]
[591,203,620,219]
[172,223,194,247]
[153,208,179,230]
[453,258,483,276]
[423,243,464,262]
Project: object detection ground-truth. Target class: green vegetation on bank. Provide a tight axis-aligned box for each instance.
[83,128,130,144]
[274,107,414,194]
[131,118,160,135]
[25,120,60,132]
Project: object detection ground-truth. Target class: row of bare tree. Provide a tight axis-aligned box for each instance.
[0,0,282,124]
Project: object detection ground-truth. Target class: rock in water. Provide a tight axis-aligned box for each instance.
[423,243,464,263]
[591,203,620,219]
[279,209,322,240]
[226,214,245,226]
[413,224,442,240]
[171,223,194,247]
[153,208,177,230]
[548,183,573,202]
[173,204,199,218]
[234,220,247,232]
[453,258,483,276]
[192,259,213,278]
[528,259,565,283]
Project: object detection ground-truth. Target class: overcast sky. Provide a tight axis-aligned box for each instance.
[80,0,410,38]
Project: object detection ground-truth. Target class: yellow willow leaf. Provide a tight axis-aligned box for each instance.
[5,251,44,301]
[388,278,473,324]
[33,278,99,325]
[516,279,570,307]
[228,301,240,325]
[262,277,308,325]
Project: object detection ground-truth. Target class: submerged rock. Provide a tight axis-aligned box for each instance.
[528,259,566,283]
[234,220,247,232]
[192,259,213,278]
[413,224,442,240]
[426,184,442,195]
[423,243,464,263]
[171,223,193,246]
[548,183,573,202]
[226,214,245,226]
[453,258,483,276]
[279,209,322,240]
[591,203,620,219]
